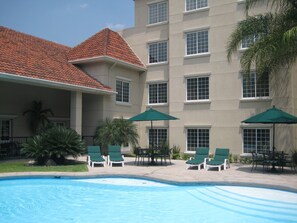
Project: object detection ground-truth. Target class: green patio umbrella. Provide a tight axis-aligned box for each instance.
[129,108,178,164]
[242,106,297,170]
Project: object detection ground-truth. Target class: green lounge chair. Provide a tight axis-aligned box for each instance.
[108,145,124,167]
[186,147,209,170]
[206,148,230,171]
[87,146,105,167]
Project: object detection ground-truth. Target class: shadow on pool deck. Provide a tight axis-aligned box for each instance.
[1,156,297,192]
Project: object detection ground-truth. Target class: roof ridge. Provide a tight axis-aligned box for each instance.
[103,28,110,55]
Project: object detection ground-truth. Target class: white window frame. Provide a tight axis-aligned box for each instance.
[185,0,208,12]
[186,75,210,102]
[186,128,210,152]
[242,127,271,153]
[116,79,130,104]
[185,29,209,56]
[148,1,168,25]
[241,71,269,99]
[148,82,168,105]
[148,41,168,64]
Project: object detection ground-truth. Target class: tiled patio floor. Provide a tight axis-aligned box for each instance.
[1,157,297,192]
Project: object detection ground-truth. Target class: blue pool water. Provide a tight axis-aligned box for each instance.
[0,177,297,223]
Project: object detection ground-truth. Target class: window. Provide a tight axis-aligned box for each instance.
[149,128,167,147]
[186,30,209,55]
[186,76,209,101]
[241,34,260,49]
[149,83,168,104]
[186,0,208,11]
[243,128,270,153]
[116,80,130,103]
[242,72,269,98]
[148,41,168,64]
[0,120,11,141]
[148,1,168,25]
[187,128,209,152]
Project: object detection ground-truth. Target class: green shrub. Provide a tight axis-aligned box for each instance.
[229,153,240,163]
[22,135,49,165]
[22,126,85,165]
[181,153,191,160]
[171,145,181,160]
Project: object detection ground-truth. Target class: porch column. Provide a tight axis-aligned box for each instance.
[70,91,82,135]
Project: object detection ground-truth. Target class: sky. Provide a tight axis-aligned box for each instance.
[0,0,134,47]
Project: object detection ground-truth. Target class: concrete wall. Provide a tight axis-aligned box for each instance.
[79,61,143,139]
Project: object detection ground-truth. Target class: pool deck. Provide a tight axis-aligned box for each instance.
[1,156,297,192]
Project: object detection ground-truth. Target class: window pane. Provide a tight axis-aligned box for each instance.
[116,80,129,103]
[149,2,167,25]
[149,84,158,104]
[122,82,130,103]
[186,0,196,11]
[149,4,158,24]
[187,77,209,101]
[243,128,270,153]
[149,129,167,147]
[256,72,269,97]
[149,41,167,64]
[242,72,256,98]
[198,77,209,100]
[243,129,256,153]
[187,129,197,151]
[158,2,167,23]
[198,129,209,147]
[256,129,270,153]
[116,80,122,102]
[186,32,197,55]
[149,43,158,63]
[158,42,167,62]
[197,30,208,53]
[186,30,208,55]
[187,129,209,151]
[197,0,208,9]
[242,72,269,98]
[149,83,167,104]
[187,78,198,100]
[158,83,167,103]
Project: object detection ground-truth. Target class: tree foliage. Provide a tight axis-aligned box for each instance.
[94,118,139,150]
[23,100,54,134]
[227,0,297,75]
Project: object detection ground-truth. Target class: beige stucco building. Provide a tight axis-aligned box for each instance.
[0,0,296,157]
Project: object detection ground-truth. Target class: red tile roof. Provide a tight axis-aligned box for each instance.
[0,26,113,93]
[68,28,145,68]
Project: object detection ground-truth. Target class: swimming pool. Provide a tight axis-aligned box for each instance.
[0,177,297,223]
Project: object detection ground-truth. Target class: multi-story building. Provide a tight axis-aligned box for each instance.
[120,0,297,155]
[0,0,296,157]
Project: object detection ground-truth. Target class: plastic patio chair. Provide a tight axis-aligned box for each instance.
[108,145,125,167]
[206,148,230,171]
[87,146,106,167]
[186,147,209,170]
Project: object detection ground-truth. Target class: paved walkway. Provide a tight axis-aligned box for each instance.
[1,157,297,192]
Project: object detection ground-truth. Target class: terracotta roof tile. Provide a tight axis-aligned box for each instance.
[68,28,145,68]
[0,26,113,92]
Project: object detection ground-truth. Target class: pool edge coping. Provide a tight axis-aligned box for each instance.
[1,173,297,194]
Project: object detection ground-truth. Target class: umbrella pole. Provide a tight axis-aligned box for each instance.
[150,120,156,165]
[271,124,277,171]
